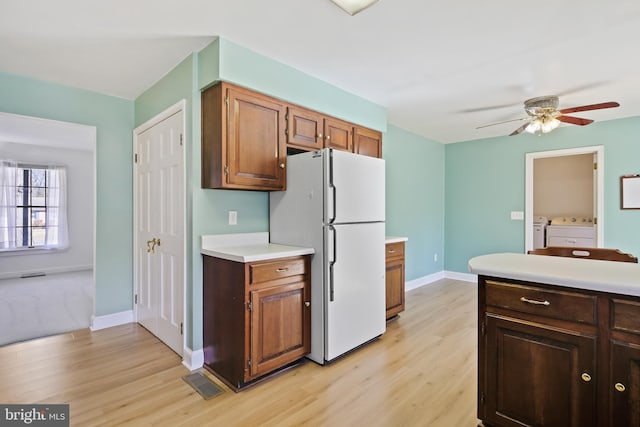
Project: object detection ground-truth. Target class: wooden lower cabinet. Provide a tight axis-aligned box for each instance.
[385,241,405,319]
[203,254,311,390]
[610,341,640,426]
[478,275,640,427]
[484,315,596,427]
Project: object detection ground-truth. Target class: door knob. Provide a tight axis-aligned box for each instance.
[279,163,285,169]
[146,237,161,254]
[615,382,626,392]
[305,301,310,307]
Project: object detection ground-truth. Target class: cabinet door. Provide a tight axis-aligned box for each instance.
[385,257,404,319]
[226,86,287,190]
[324,117,353,152]
[482,315,597,427]
[249,281,311,379]
[353,127,382,158]
[286,106,324,151]
[609,340,640,427]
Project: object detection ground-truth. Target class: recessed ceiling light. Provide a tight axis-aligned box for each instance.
[330,0,379,15]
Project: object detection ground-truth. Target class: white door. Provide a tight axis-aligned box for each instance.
[134,105,185,356]
[324,221,385,361]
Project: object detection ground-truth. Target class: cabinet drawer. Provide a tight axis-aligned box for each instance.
[485,280,597,324]
[612,298,640,335]
[385,242,404,260]
[249,258,307,284]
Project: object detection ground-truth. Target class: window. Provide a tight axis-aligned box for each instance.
[0,161,68,252]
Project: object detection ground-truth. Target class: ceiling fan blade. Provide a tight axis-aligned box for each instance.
[559,102,620,114]
[509,122,530,136]
[476,117,529,129]
[457,101,521,113]
[557,115,594,126]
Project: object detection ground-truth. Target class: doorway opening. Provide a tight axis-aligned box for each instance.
[525,146,604,252]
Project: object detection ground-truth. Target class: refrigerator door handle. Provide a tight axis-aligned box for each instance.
[328,150,336,224]
[328,225,337,301]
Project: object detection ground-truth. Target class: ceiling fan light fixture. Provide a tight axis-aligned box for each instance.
[330,0,379,15]
[525,120,541,134]
[541,118,560,133]
[525,116,560,134]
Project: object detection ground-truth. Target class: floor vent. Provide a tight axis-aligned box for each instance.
[182,371,224,400]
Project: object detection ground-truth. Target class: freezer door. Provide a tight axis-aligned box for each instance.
[324,222,386,361]
[325,149,385,224]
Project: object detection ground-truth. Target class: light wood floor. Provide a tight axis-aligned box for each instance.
[0,278,479,427]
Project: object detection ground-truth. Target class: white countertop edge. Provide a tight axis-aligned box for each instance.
[469,253,640,297]
[201,244,314,263]
[385,236,408,244]
[200,232,314,263]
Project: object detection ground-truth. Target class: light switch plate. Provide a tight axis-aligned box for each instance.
[510,211,524,220]
[228,211,237,225]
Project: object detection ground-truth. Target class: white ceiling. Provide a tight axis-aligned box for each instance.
[2,0,640,143]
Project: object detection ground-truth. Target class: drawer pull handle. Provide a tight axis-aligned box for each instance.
[581,373,592,382]
[520,296,550,306]
[388,249,396,253]
[276,268,289,273]
[615,383,626,392]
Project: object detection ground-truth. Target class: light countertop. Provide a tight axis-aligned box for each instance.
[469,252,640,297]
[385,236,408,244]
[201,232,314,263]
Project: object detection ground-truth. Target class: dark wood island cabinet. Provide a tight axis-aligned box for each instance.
[470,253,640,427]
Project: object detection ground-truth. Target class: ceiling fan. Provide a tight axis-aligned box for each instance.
[477,96,620,136]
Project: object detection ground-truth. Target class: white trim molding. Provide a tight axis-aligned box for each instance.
[404,270,477,292]
[405,271,445,291]
[90,310,134,331]
[444,270,477,283]
[182,348,204,371]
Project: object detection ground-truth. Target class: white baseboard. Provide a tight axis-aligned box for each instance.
[183,347,204,371]
[90,310,134,331]
[444,270,477,283]
[405,271,445,291]
[405,270,477,292]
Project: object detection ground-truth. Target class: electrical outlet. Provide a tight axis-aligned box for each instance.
[434,253,438,262]
[228,211,237,225]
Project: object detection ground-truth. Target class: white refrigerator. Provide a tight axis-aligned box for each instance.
[270,148,386,364]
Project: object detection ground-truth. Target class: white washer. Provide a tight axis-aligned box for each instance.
[532,216,548,249]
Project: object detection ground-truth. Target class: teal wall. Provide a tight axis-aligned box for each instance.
[199,38,386,131]
[444,117,640,273]
[384,125,444,279]
[0,71,134,316]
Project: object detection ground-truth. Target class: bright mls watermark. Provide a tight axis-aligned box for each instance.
[1,405,69,426]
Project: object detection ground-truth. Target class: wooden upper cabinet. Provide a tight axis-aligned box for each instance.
[353,127,383,158]
[286,106,324,151]
[201,82,287,191]
[324,117,353,152]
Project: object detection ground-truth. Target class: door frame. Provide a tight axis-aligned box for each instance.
[132,99,187,356]
[525,145,604,252]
